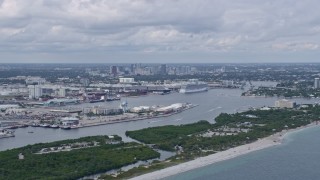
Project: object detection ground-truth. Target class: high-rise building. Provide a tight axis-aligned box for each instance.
[315,78,320,89]
[159,64,167,75]
[58,88,66,97]
[28,85,42,99]
[111,66,118,76]
[130,64,135,74]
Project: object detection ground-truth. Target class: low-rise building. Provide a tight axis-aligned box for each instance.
[155,103,185,113]
[130,106,151,113]
[275,99,296,108]
[61,117,79,126]
[119,78,135,84]
[25,77,46,85]
[83,107,123,115]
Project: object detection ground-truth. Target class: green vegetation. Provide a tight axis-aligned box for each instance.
[243,81,320,98]
[0,136,160,180]
[21,135,122,153]
[126,105,320,161]
[126,121,211,151]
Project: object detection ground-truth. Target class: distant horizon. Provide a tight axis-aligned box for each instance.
[1,61,320,64]
[1,1,320,63]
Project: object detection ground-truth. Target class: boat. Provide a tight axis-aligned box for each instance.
[0,129,15,139]
[18,124,29,128]
[89,95,106,103]
[28,131,34,133]
[179,79,208,94]
[50,124,59,128]
[40,123,50,128]
[70,125,79,129]
[161,91,170,95]
[106,96,121,101]
[89,99,105,103]
[7,126,18,129]
[31,123,40,127]
[60,125,71,130]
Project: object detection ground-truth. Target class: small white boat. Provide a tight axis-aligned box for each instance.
[40,123,50,128]
[50,124,59,128]
[0,129,15,139]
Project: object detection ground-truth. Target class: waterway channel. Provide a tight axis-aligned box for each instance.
[1,82,319,151]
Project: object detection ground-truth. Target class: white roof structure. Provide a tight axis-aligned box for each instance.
[156,103,184,112]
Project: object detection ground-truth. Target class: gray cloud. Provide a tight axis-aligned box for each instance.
[0,0,320,63]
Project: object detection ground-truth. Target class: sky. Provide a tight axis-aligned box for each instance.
[0,0,320,63]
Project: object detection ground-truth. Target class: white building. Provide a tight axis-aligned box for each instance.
[83,107,123,115]
[275,99,296,108]
[119,78,135,84]
[28,85,68,99]
[315,78,320,89]
[156,103,185,113]
[28,85,42,99]
[18,153,24,160]
[61,117,79,126]
[58,88,66,97]
[130,106,150,113]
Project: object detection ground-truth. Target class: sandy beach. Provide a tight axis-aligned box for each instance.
[130,122,319,180]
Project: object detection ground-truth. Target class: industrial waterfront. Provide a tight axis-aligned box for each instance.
[1,83,319,151]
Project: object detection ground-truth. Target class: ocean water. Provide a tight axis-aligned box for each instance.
[165,126,320,180]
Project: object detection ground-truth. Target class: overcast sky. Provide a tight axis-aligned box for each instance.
[1,0,320,63]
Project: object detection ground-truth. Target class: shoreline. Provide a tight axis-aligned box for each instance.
[130,122,320,180]
[79,104,198,128]
[3,104,198,130]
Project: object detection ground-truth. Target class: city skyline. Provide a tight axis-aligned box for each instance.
[1,0,320,63]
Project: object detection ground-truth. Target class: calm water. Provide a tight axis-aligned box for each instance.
[165,125,320,180]
[1,82,319,151]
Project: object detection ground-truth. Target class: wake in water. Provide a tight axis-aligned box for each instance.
[208,107,222,112]
[174,118,183,121]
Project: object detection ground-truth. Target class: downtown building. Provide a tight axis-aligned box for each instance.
[314,78,320,89]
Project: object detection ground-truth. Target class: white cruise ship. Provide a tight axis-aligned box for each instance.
[179,79,208,94]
